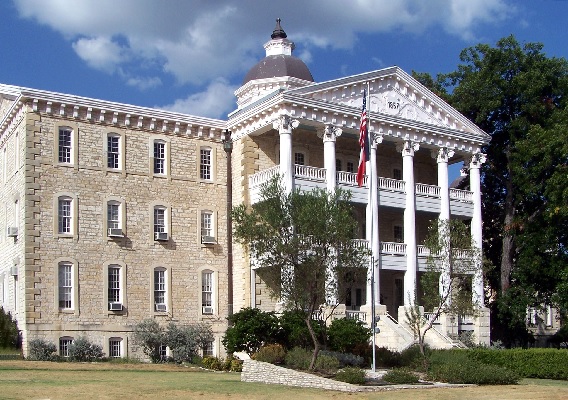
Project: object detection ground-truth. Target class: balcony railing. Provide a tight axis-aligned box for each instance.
[249,166,279,188]
[337,171,368,186]
[416,183,440,197]
[295,165,326,182]
[380,241,407,255]
[346,310,367,322]
[450,188,473,202]
[379,177,405,192]
[417,245,430,257]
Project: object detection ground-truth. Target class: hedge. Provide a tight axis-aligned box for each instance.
[467,348,568,380]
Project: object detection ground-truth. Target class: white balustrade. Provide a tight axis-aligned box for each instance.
[415,183,440,197]
[450,188,473,202]
[379,177,405,192]
[380,241,407,255]
[352,239,370,250]
[345,310,367,322]
[417,245,430,257]
[294,165,326,182]
[248,166,279,188]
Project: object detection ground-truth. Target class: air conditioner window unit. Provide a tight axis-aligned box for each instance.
[155,232,168,241]
[202,306,214,315]
[10,266,18,276]
[155,303,167,312]
[108,302,123,311]
[7,226,18,237]
[201,235,216,244]
[108,228,123,237]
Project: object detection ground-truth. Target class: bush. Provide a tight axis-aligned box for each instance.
[284,347,312,370]
[427,359,520,385]
[133,319,166,362]
[202,356,223,370]
[0,307,19,349]
[373,346,402,368]
[27,339,57,361]
[230,358,243,372]
[383,368,420,384]
[327,318,371,354]
[315,354,340,374]
[68,337,104,362]
[223,308,282,354]
[165,323,213,363]
[335,367,366,384]
[400,345,428,370]
[253,344,286,364]
[319,350,364,367]
[279,310,324,350]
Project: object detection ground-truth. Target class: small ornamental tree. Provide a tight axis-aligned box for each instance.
[222,307,281,355]
[232,178,369,369]
[133,319,166,362]
[406,219,481,355]
[0,306,19,349]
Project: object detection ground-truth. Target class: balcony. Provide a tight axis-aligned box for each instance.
[249,165,473,216]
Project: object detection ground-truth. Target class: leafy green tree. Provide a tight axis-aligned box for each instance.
[327,318,371,354]
[415,36,568,339]
[133,319,166,362]
[232,178,369,369]
[279,310,324,350]
[222,307,281,355]
[165,323,213,363]
[406,219,480,355]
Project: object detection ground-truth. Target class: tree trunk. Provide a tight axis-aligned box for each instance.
[500,154,516,293]
[305,315,320,371]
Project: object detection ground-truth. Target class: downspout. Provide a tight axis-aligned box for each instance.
[223,130,233,317]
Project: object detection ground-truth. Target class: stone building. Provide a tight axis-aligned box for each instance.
[0,20,491,357]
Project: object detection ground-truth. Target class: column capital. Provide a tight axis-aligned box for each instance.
[370,132,384,148]
[432,147,455,163]
[397,140,420,156]
[272,115,299,132]
[316,124,342,142]
[469,153,487,169]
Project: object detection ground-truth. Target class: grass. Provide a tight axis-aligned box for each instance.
[0,360,567,400]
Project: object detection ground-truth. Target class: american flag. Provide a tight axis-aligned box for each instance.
[356,89,369,187]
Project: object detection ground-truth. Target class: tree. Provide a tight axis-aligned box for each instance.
[222,307,282,355]
[416,36,568,339]
[0,307,19,349]
[232,178,369,369]
[406,219,480,355]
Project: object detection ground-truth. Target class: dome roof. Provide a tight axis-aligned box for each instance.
[242,19,314,85]
[243,55,314,85]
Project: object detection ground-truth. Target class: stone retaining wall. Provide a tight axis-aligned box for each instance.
[241,359,360,392]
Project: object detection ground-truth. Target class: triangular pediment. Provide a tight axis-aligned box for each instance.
[286,67,489,140]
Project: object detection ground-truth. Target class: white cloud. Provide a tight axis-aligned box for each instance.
[125,76,162,91]
[13,0,515,86]
[158,79,237,120]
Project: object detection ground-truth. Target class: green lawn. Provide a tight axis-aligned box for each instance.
[0,360,567,400]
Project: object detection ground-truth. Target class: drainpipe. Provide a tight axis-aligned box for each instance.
[223,130,233,317]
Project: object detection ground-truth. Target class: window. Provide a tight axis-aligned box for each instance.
[58,262,73,309]
[153,140,166,174]
[58,127,73,164]
[153,206,167,240]
[336,159,342,171]
[200,147,212,180]
[394,225,404,243]
[202,341,214,357]
[294,152,305,166]
[201,210,215,243]
[109,338,122,358]
[105,197,125,238]
[59,337,73,358]
[108,265,121,306]
[58,197,72,234]
[107,202,120,229]
[201,270,213,315]
[107,134,120,169]
[347,161,355,173]
[159,345,168,360]
[154,268,167,312]
[393,168,402,181]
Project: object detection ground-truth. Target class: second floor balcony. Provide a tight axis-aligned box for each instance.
[249,165,474,217]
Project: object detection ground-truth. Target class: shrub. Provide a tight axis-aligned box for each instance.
[253,343,286,364]
[315,354,340,374]
[319,350,364,367]
[133,319,166,362]
[27,339,57,361]
[279,310,324,350]
[202,356,223,370]
[427,359,520,385]
[68,337,104,362]
[284,347,312,370]
[327,318,371,354]
[373,346,402,368]
[0,307,19,349]
[335,367,366,384]
[222,308,282,354]
[383,368,420,384]
[400,345,428,370]
[165,322,213,363]
[230,358,243,372]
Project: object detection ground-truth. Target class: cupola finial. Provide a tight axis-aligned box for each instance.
[271,18,287,39]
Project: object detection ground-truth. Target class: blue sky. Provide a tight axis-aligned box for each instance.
[1,0,567,121]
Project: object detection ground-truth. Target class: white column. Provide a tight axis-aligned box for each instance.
[470,153,486,306]
[318,125,342,193]
[401,140,419,306]
[273,115,299,194]
[250,268,257,308]
[318,125,342,305]
[434,148,454,302]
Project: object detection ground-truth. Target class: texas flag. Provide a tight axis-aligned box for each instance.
[356,89,369,187]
